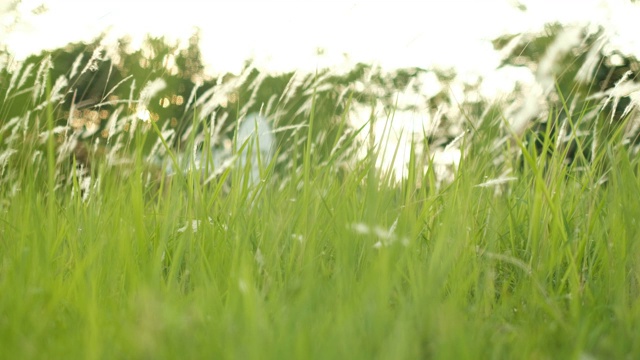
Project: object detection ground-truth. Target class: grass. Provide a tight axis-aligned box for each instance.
[2,63,640,359]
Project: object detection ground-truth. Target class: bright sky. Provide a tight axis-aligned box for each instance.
[3,0,638,77]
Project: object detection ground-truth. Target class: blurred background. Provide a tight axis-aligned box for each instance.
[1,0,639,181]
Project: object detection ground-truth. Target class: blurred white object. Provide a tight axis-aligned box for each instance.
[165,113,275,185]
[235,113,276,184]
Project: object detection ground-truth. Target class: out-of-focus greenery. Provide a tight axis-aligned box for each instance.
[0,31,461,168]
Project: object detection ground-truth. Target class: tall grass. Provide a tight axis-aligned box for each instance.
[1,55,640,360]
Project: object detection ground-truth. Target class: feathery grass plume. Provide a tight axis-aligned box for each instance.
[537,26,584,93]
[574,35,606,84]
[69,52,84,79]
[16,62,35,91]
[0,116,20,134]
[0,149,17,176]
[32,55,52,103]
[34,75,67,111]
[3,113,28,144]
[183,81,201,114]
[79,44,104,76]
[596,70,640,122]
[138,78,167,107]
[4,61,22,97]
[238,70,268,116]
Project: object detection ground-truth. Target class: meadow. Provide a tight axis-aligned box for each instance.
[1,28,640,359]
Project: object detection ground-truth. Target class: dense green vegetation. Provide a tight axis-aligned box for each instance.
[1,22,640,359]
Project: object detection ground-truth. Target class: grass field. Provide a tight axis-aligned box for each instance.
[1,60,640,359]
